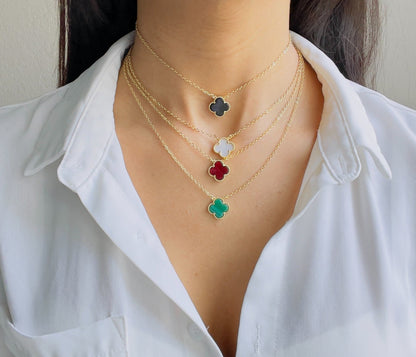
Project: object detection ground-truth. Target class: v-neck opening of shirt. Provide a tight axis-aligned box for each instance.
[108,110,329,344]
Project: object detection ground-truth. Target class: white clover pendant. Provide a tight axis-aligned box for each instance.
[213,138,235,159]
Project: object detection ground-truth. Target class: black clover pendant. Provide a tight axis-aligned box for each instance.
[209,97,230,117]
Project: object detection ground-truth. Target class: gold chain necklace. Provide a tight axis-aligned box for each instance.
[122,59,304,219]
[135,23,292,117]
[125,50,302,154]
[124,50,304,182]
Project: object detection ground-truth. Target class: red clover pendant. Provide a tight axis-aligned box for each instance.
[208,161,230,181]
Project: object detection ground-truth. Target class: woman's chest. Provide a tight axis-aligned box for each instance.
[114,134,313,357]
[111,107,320,355]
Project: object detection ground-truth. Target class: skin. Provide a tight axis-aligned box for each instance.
[113,1,324,356]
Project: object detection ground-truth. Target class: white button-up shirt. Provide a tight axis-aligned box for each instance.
[0,31,415,357]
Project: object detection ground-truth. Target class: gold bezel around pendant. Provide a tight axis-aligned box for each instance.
[213,137,235,160]
[208,161,230,182]
[209,97,230,117]
[208,198,230,219]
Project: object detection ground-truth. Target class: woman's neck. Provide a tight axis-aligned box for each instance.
[130,0,296,131]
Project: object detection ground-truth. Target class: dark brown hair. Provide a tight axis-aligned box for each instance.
[59,0,380,87]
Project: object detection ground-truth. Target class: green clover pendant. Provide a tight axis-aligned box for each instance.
[208,198,229,219]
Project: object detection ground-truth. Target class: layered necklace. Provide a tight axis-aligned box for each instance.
[124,51,303,181]
[123,27,305,219]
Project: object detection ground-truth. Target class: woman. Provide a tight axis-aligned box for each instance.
[0,0,415,356]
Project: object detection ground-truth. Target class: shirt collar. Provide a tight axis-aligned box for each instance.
[23,32,135,188]
[290,32,392,182]
[24,31,392,185]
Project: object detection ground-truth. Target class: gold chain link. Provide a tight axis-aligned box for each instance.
[228,53,304,159]
[123,64,215,199]
[135,23,292,100]
[125,61,215,163]
[224,75,304,199]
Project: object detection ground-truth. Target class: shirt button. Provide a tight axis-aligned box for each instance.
[187,322,204,341]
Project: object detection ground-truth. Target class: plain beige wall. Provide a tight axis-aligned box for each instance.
[0,0,415,109]
[0,0,59,107]
[376,0,416,109]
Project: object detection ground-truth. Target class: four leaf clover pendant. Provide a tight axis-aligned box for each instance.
[208,198,229,219]
[209,97,230,117]
[208,161,230,181]
[213,138,235,159]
